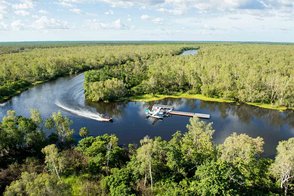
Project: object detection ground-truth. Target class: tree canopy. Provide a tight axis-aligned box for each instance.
[0,111,293,195]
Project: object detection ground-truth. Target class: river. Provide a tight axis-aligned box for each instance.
[0,50,293,157]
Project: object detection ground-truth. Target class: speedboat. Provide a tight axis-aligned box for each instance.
[100,114,113,122]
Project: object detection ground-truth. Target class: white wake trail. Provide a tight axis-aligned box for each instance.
[55,101,104,121]
[0,102,7,107]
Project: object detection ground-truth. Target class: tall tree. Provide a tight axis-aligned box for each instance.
[220,133,264,165]
[45,112,74,144]
[270,138,294,195]
[136,136,154,190]
[181,117,215,175]
[219,133,272,191]
[42,144,65,179]
[30,109,42,127]
[135,136,167,191]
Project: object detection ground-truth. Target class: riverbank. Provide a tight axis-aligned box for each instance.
[2,83,291,112]
[0,80,52,104]
[130,93,292,112]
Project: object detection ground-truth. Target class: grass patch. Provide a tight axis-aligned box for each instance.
[130,93,234,103]
[246,102,288,111]
[130,93,293,112]
[32,80,46,85]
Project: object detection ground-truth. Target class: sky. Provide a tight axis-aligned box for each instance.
[0,0,293,42]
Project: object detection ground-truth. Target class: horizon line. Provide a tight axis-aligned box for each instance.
[0,40,293,44]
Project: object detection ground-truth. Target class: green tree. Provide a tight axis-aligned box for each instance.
[220,133,264,165]
[0,158,43,193]
[101,168,136,196]
[136,136,154,190]
[59,149,87,176]
[76,134,127,174]
[30,108,42,126]
[79,180,102,196]
[181,117,215,175]
[219,133,272,191]
[4,172,72,196]
[45,112,74,144]
[79,127,89,138]
[166,131,186,179]
[87,78,127,101]
[270,138,294,195]
[0,110,45,166]
[42,144,65,179]
[153,180,190,196]
[135,136,168,191]
[194,160,245,195]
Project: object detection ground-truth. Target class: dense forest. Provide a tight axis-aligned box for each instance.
[1,42,293,109]
[0,42,190,102]
[0,110,293,195]
[84,44,294,108]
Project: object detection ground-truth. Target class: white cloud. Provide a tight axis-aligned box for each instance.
[112,19,127,29]
[104,10,114,15]
[157,7,184,15]
[0,0,8,20]
[0,0,292,42]
[14,10,30,16]
[70,8,81,14]
[32,16,69,30]
[38,9,48,14]
[98,0,293,15]
[101,0,164,6]
[141,14,163,24]
[87,18,129,30]
[12,0,33,10]
[140,14,150,20]
[99,0,134,7]
[57,0,84,7]
[11,20,25,30]
[0,21,7,30]
[152,17,163,24]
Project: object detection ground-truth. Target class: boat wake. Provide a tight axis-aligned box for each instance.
[54,74,112,122]
[55,101,105,121]
[0,102,7,107]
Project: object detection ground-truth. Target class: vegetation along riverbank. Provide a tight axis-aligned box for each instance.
[0,42,193,103]
[1,42,293,111]
[0,110,294,195]
[84,43,294,111]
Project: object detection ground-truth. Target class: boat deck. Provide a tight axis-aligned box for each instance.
[169,111,210,119]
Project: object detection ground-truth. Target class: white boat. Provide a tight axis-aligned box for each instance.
[151,104,173,114]
[100,114,113,122]
[145,108,164,119]
[145,104,174,119]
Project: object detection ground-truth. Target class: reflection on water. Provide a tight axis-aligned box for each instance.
[0,74,293,157]
[87,101,126,119]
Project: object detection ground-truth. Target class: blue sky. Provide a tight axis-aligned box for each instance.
[0,0,293,42]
